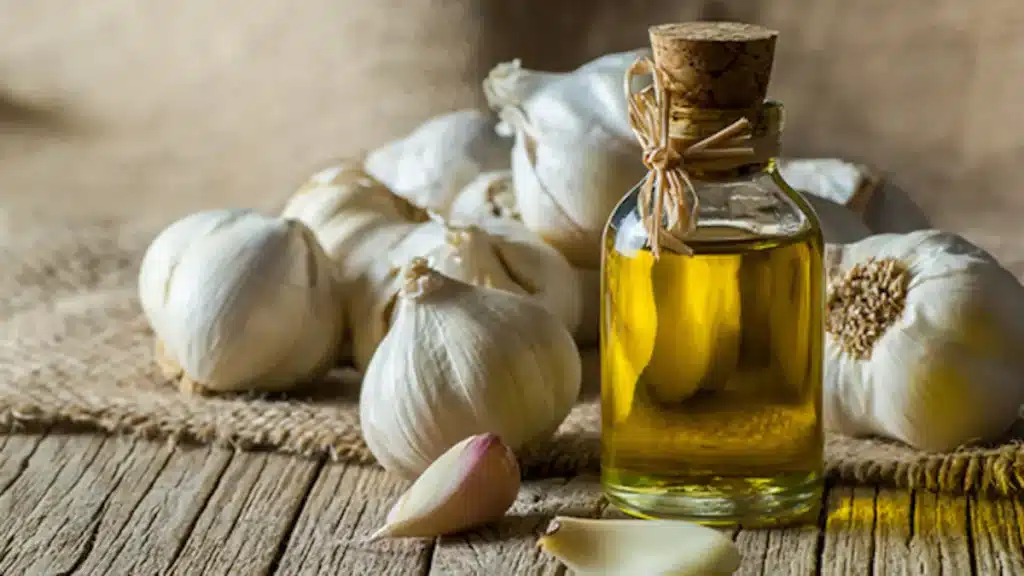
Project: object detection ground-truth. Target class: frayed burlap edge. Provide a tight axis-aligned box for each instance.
[1,389,1023,497]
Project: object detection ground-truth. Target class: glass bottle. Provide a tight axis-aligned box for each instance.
[600,22,825,527]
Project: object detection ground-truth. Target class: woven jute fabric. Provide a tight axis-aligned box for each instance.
[1,219,1022,497]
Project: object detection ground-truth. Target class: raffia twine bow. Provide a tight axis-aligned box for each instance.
[623,57,777,258]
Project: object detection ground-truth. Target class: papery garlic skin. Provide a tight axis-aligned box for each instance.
[359,260,582,479]
[281,161,424,283]
[369,433,520,540]
[138,209,343,393]
[537,516,741,576]
[825,230,1024,452]
[485,51,650,269]
[364,109,512,216]
[350,217,583,370]
[448,170,519,222]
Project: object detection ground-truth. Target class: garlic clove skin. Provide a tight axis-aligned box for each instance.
[368,433,520,541]
[364,109,512,216]
[448,170,519,222]
[359,258,582,479]
[139,210,344,393]
[537,516,741,576]
[351,217,584,370]
[486,51,653,270]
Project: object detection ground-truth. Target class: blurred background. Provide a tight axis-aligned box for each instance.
[0,0,1021,267]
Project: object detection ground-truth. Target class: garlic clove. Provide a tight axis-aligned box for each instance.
[368,433,520,541]
[537,516,741,576]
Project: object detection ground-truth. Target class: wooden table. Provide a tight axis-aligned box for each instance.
[0,432,1020,575]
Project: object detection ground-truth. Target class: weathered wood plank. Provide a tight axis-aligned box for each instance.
[0,434,151,574]
[821,485,876,576]
[909,491,974,575]
[0,434,46,498]
[429,475,606,575]
[74,442,233,575]
[276,462,435,576]
[167,450,322,576]
[970,495,1024,575]
[732,492,821,575]
[870,488,914,574]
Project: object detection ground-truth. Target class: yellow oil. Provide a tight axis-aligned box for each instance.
[601,224,824,526]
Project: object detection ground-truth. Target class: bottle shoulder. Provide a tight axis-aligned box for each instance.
[605,166,823,256]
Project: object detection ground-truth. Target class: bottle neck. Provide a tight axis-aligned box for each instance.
[667,101,783,180]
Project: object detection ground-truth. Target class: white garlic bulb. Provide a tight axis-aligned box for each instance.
[359,258,582,479]
[280,160,425,285]
[364,109,512,217]
[350,216,583,370]
[484,50,650,269]
[824,230,1024,452]
[138,209,343,394]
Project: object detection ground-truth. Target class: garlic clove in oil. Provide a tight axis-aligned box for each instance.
[368,433,520,541]
[537,516,741,576]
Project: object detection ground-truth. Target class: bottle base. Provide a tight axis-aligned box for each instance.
[602,470,823,528]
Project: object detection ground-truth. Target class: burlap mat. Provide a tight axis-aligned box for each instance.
[1,219,1022,497]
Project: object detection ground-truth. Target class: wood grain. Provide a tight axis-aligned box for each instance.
[429,475,606,575]
[74,442,233,575]
[0,433,112,573]
[870,488,914,574]
[0,434,1020,575]
[970,494,1024,575]
[275,462,434,576]
[822,485,877,576]
[910,491,974,575]
[167,450,322,576]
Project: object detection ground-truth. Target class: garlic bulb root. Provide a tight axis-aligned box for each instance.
[138,209,344,394]
[824,230,1024,452]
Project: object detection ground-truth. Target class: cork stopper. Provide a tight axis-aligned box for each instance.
[650,22,778,110]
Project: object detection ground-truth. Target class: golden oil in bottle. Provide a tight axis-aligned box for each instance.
[601,222,824,526]
[600,22,825,526]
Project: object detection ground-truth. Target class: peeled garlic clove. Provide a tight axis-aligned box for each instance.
[369,433,520,541]
[138,209,344,394]
[537,516,741,576]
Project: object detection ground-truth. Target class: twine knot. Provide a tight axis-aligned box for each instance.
[623,57,779,258]
[642,146,681,172]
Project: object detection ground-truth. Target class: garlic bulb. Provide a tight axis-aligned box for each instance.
[802,193,872,244]
[448,170,519,222]
[350,216,583,370]
[364,109,512,216]
[484,50,649,269]
[824,230,1024,452]
[138,209,343,394]
[280,160,425,284]
[778,158,877,211]
[359,258,582,479]
[369,433,520,540]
